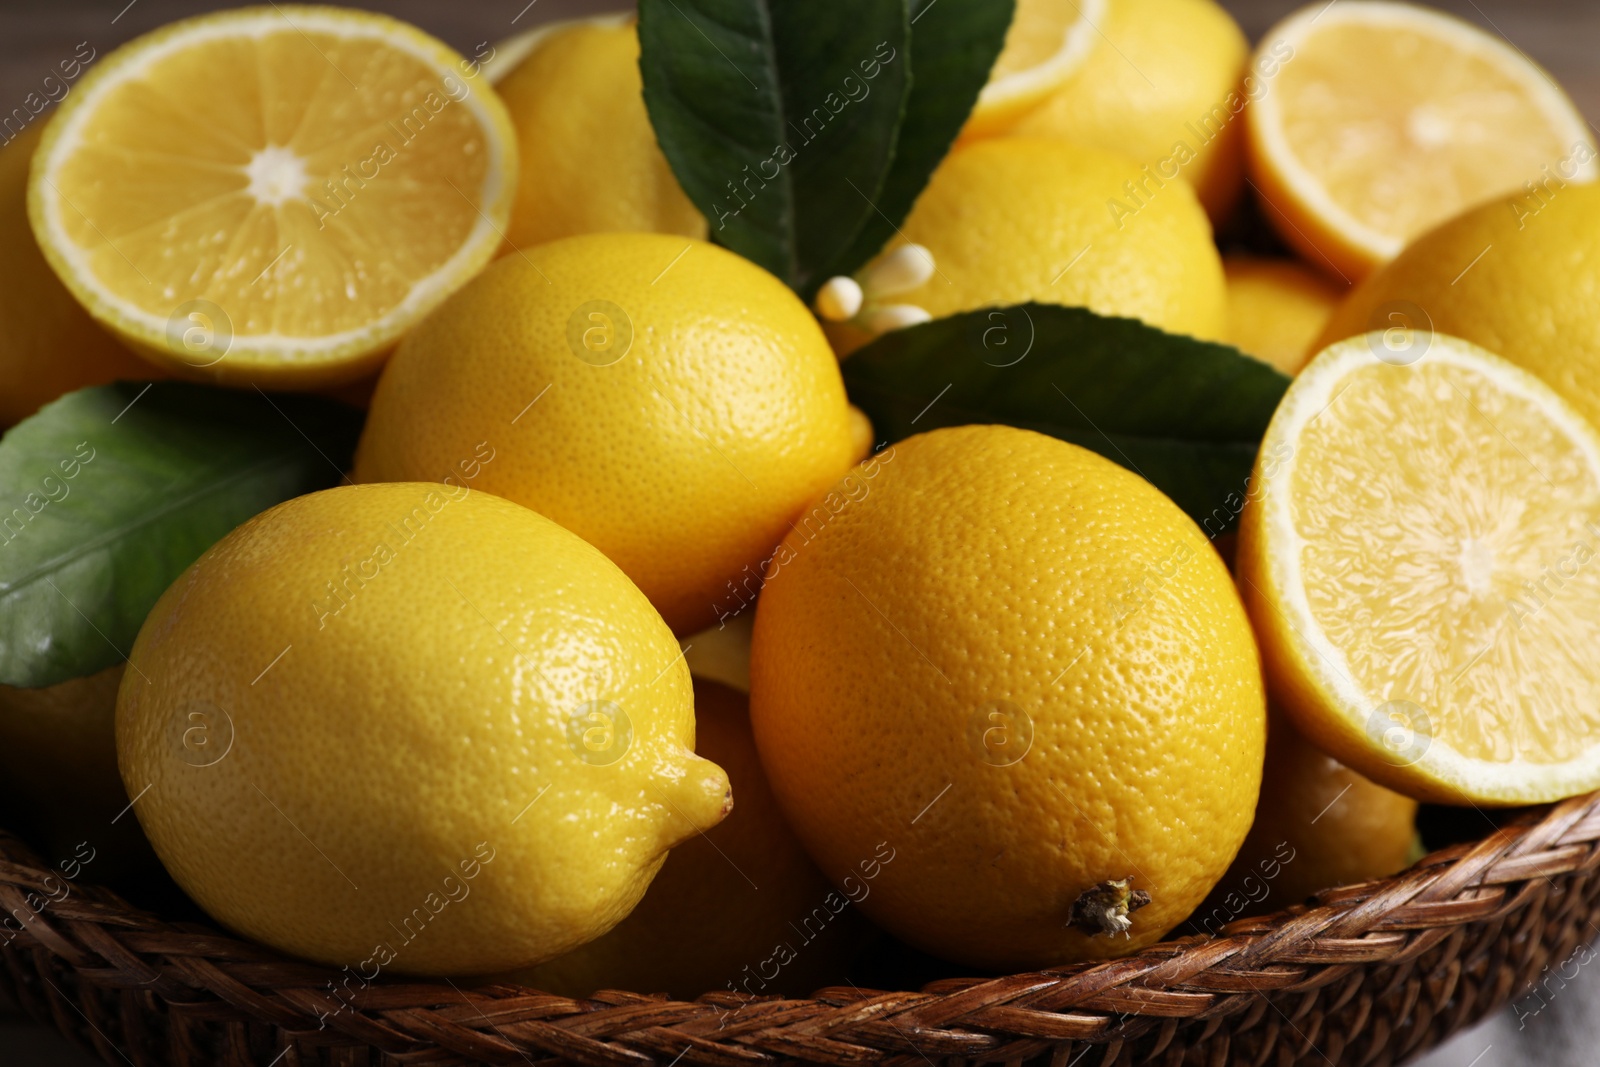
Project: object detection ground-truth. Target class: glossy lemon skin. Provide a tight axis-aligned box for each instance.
[892,139,1227,342]
[1318,184,1600,431]
[353,233,858,635]
[118,483,730,975]
[750,425,1265,969]
[503,679,864,998]
[1011,0,1249,223]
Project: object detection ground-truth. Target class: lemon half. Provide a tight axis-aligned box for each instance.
[1238,334,1600,804]
[1246,1,1595,280]
[29,6,518,389]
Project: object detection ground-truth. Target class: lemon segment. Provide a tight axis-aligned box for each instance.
[1238,335,1600,804]
[964,0,1106,137]
[1246,1,1596,280]
[28,6,517,388]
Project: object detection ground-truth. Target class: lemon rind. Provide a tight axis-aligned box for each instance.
[973,0,1107,118]
[27,5,518,377]
[1249,0,1598,265]
[1254,334,1600,804]
[484,13,634,86]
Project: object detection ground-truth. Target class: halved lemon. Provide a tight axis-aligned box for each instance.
[28,6,517,389]
[963,0,1106,138]
[1246,1,1596,282]
[1238,334,1600,804]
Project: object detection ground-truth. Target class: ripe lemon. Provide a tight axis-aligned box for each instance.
[506,679,863,998]
[0,666,164,887]
[963,0,1105,138]
[0,124,158,426]
[29,6,518,389]
[750,425,1265,969]
[489,16,706,251]
[1011,0,1249,223]
[117,483,730,975]
[1196,709,1416,926]
[1317,184,1600,432]
[1246,1,1596,281]
[353,233,857,636]
[1222,255,1344,375]
[1237,336,1600,805]
[891,139,1226,340]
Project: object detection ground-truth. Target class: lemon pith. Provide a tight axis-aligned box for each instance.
[28,5,517,387]
[1238,335,1600,804]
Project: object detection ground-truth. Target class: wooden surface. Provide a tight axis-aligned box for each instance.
[0,2,1595,1066]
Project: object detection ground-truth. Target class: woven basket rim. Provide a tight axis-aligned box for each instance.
[4,790,1599,1066]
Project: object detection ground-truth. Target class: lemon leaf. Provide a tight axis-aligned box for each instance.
[842,304,1291,531]
[637,0,913,297]
[832,0,1015,276]
[0,383,361,688]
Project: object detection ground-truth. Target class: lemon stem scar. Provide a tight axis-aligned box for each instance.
[1069,878,1151,937]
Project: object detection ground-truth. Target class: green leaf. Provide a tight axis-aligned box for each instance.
[831,0,1015,274]
[841,304,1292,530]
[0,382,361,688]
[638,0,912,296]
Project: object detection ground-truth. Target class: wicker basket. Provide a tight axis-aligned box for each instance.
[2,791,1598,1067]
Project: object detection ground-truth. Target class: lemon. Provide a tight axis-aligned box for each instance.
[490,16,706,251]
[963,0,1105,138]
[1237,335,1600,805]
[1011,0,1249,223]
[29,6,518,389]
[0,666,164,887]
[750,425,1265,969]
[891,139,1226,340]
[117,483,730,975]
[506,679,863,998]
[1223,255,1344,375]
[353,233,857,636]
[1197,708,1416,924]
[0,124,157,426]
[1246,1,1596,281]
[1317,184,1600,432]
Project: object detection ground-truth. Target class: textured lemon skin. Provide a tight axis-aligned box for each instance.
[353,233,858,636]
[749,426,1265,969]
[1011,0,1248,223]
[894,140,1226,341]
[504,680,863,998]
[496,18,705,250]
[1199,708,1415,920]
[0,125,159,426]
[117,483,730,975]
[1317,185,1600,430]
[1223,256,1344,375]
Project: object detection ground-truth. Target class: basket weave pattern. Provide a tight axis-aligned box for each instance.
[3,791,1599,1067]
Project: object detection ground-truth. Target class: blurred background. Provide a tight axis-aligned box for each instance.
[1,1,1597,1065]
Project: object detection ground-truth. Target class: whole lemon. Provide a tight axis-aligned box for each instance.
[1195,709,1416,929]
[1223,255,1344,375]
[1010,0,1249,224]
[0,124,156,427]
[491,16,705,251]
[891,139,1226,340]
[749,425,1265,969]
[1317,184,1600,430]
[117,483,730,976]
[505,679,864,998]
[353,234,858,635]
